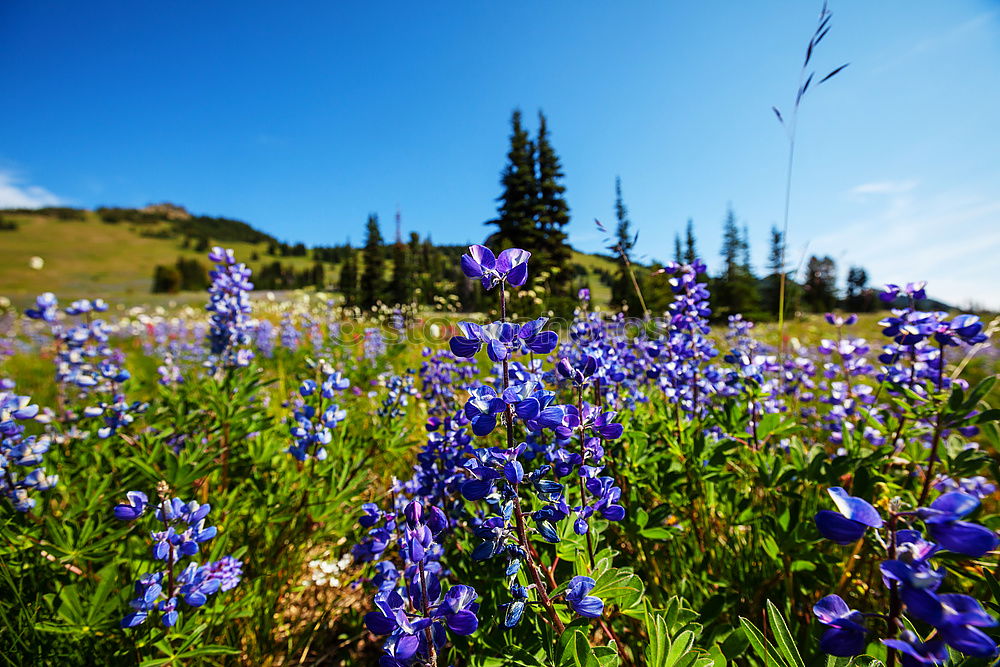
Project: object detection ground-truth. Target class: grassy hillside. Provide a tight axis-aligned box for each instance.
[0,208,622,306]
[0,210,319,303]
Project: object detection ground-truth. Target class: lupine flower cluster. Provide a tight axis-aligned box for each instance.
[354,244,631,663]
[205,247,254,370]
[26,293,114,393]
[814,486,999,661]
[1,389,56,511]
[254,319,276,358]
[279,313,301,351]
[875,283,985,397]
[376,372,418,420]
[648,260,723,420]
[418,348,478,418]
[360,499,480,664]
[288,360,350,462]
[24,293,147,438]
[115,484,241,628]
[364,327,387,363]
[453,245,626,624]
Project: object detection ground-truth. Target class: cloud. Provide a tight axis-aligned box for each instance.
[0,170,63,209]
[811,183,1000,310]
[874,10,999,74]
[850,180,917,196]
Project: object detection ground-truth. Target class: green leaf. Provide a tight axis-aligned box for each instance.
[593,644,621,667]
[665,629,696,666]
[558,628,600,667]
[948,383,966,411]
[639,527,674,540]
[766,600,804,667]
[973,408,1000,425]
[590,568,645,610]
[493,646,548,666]
[963,376,996,411]
[983,568,1000,604]
[739,617,782,667]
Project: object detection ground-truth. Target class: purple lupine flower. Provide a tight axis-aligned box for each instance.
[1,390,57,512]
[814,487,883,544]
[565,576,603,617]
[206,247,254,370]
[917,492,999,558]
[813,595,868,657]
[203,556,243,592]
[881,631,949,666]
[118,489,237,629]
[463,385,506,437]
[460,245,531,290]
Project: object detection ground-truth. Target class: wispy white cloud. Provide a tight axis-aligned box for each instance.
[874,10,999,74]
[0,170,63,209]
[850,180,917,196]
[812,182,1000,310]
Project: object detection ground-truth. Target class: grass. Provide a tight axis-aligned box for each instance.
[0,210,625,310]
[0,211,318,304]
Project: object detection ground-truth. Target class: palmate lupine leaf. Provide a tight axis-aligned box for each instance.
[645,608,714,667]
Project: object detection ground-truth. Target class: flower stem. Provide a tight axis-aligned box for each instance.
[499,283,564,635]
[512,495,565,634]
[577,386,594,570]
[418,560,438,667]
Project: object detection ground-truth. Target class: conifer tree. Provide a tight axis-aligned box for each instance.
[389,240,411,305]
[609,177,643,313]
[740,224,752,272]
[487,110,537,251]
[613,176,635,262]
[846,265,871,311]
[762,226,784,316]
[674,234,683,264]
[803,255,838,312]
[339,244,358,306]
[534,111,572,295]
[683,219,698,264]
[712,206,759,318]
[360,215,385,309]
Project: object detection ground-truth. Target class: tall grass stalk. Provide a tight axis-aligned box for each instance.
[774,1,848,354]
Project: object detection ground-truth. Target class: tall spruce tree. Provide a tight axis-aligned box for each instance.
[613,176,635,261]
[762,225,791,317]
[846,266,871,312]
[360,215,385,309]
[713,206,759,318]
[609,176,643,313]
[804,255,838,312]
[487,110,537,251]
[684,219,698,264]
[740,224,752,273]
[534,111,572,295]
[674,234,683,264]
[339,244,358,306]
[389,240,410,305]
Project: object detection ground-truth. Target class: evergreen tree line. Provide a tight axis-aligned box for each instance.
[606,183,879,320]
[266,241,309,257]
[338,215,488,312]
[151,257,327,294]
[254,261,326,291]
[151,257,210,293]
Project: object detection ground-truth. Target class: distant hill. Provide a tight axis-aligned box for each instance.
[0,206,621,303]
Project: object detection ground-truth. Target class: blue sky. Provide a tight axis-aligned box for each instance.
[2,1,998,308]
